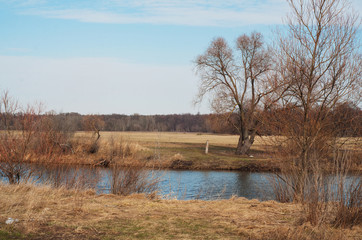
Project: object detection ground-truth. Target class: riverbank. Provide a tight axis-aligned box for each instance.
[1,183,361,240]
[12,131,362,172]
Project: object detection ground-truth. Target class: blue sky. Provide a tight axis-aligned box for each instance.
[0,0,360,115]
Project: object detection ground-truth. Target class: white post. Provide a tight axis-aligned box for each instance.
[205,140,209,154]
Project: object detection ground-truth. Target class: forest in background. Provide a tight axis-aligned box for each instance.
[1,101,360,136]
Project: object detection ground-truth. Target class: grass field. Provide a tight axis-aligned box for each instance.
[77,131,362,153]
[1,183,360,240]
[70,131,361,171]
[1,130,360,171]
[80,131,276,148]
[0,133,361,239]
[71,131,280,171]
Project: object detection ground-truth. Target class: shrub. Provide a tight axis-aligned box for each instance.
[110,160,159,197]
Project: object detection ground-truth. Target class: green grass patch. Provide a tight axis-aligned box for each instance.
[158,142,265,170]
[97,218,152,240]
[0,229,26,240]
[95,216,240,240]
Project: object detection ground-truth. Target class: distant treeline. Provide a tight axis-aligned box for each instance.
[1,103,361,136]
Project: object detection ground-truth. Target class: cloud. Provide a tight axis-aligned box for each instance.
[12,0,289,26]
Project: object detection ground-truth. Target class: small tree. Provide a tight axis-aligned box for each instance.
[0,91,41,183]
[0,91,76,183]
[268,0,361,207]
[273,0,361,168]
[82,115,105,141]
[195,33,275,155]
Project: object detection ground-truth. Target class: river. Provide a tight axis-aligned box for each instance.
[1,164,360,200]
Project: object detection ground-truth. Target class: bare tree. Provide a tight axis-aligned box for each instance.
[273,0,361,168]
[82,115,105,141]
[0,91,41,184]
[195,33,274,155]
[0,91,76,183]
[267,0,361,206]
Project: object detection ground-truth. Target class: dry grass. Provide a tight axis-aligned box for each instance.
[76,131,361,153]
[171,153,184,161]
[76,131,272,148]
[68,131,282,171]
[1,183,360,239]
[109,160,160,196]
[3,130,360,151]
[2,131,360,171]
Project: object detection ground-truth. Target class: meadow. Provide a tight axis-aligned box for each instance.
[1,131,360,239]
[1,183,361,240]
[56,131,281,171]
[68,131,361,171]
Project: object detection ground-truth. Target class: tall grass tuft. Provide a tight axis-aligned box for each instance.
[110,160,160,197]
[42,164,100,190]
[270,151,361,228]
[333,178,361,228]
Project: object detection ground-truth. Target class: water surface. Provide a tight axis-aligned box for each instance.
[1,164,360,201]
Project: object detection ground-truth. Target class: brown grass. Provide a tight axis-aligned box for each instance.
[1,183,361,239]
[2,131,360,172]
[269,149,362,229]
[80,131,271,148]
[68,131,283,171]
[109,160,160,196]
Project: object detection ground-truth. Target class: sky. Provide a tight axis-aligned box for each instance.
[0,0,360,115]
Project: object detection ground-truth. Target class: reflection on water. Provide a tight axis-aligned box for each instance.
[158,170,275,200]
[1,164,360,201]
[37,165,101,190]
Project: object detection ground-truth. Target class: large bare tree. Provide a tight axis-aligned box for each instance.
[195,33,274,155]
[273,0,361,168]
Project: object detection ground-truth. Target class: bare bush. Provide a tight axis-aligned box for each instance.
[71,135,100,155]
[0,92,41,184]
[106,137,142,161]
[33,113,75,156]
[269,173,294,203]
[302,164,331,226]
[110,160,159,197]
[0,91,77,184]
[332,151,361,227]
[87,140,100,154]
[333,180,361,228]
[271,151,361,228]
[171,153,184,161]
[42,164,100,190]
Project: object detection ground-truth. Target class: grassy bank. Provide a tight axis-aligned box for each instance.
[1,183,361,240]
[64,131,361,171]
[48,131,284,171]
[4,131,361,172]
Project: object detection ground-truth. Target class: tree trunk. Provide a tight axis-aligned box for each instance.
[235,135,253,155]
[95,129,101,142]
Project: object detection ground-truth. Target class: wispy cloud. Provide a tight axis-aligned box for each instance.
[10,0,289,26]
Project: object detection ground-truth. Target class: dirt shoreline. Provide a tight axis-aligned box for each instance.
[17,156,361,173]
[2,131,361,172]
